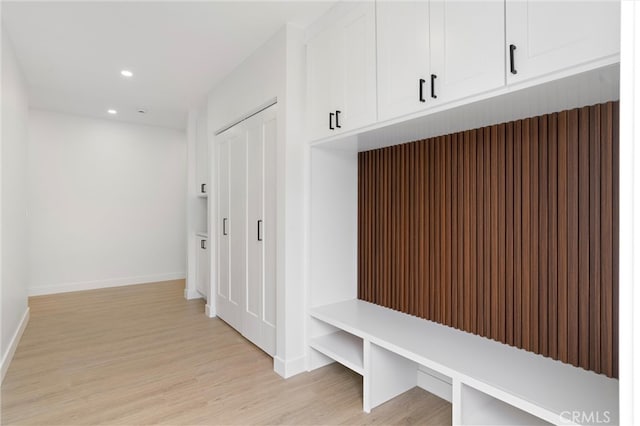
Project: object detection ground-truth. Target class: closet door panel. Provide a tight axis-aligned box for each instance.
[228,131,248,332]
[245,119,264,346]
[217,138,230,302]
[262,113,277,355]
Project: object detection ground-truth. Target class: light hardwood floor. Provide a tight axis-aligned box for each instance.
[1,280,451,425]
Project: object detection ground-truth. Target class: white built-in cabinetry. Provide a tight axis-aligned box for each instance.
[506,0,620,83]
[306,1,377,140]
[377,0,505,121]
[186,104,210,301]
[216,105,277,356]
[308,0,621,140]
[306,1,621,424]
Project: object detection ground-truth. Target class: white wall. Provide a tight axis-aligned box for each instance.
[28,110,186,295]
[207,24,308,378]
[1,27,30,381]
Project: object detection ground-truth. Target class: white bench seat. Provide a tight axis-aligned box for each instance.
[309,299,618,426]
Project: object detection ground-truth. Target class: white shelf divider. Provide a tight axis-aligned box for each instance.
[309,330,364,375]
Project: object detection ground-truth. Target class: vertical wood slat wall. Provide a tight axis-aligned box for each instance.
[357,101,619,378]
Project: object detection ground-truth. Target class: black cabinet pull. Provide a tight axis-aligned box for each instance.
[335,110,342,128]
[510,44,517,74]
[329,112,335,130]
[431,74,437,99]
[223,218,228,236]
[201,183,206,193]
[257,220,263,241]
[419,78,426,102]
[201,239,207,249]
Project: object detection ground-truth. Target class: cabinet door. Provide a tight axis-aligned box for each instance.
[506,0,620,84]
[307,2,376,140]
[307,24,340,141]
[377,1,430,121]
[430,0,505,104]
[339,1,377,133]
[196,238,209,297]
[195,106,209,194]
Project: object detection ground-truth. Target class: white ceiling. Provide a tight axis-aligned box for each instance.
[1,1,334,130]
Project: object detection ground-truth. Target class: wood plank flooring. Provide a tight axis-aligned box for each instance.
[1,280,451,425]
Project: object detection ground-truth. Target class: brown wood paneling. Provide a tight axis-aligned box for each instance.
[539,115,549,358]
[498,124,506,343]
[578,106,591,370]
[549,113,559,360]
[521,118,531,352]
[531,116,540,354]
[457,134,465,330]
[506,122,515,346]
[483,127,492,337]
[612,101,620,378]
[490,125,499,341]
[590,105,602,374]
[357,101,619,378]
[514,120,523,348]
[567,109,580,367]
[600,102,613,377]
[477,129,485,336]
[558,110,569,364]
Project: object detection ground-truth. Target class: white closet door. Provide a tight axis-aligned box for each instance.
[215,105,276,356]
[216,128,246,332]
[216,136,231,319]
[244,107,277,356]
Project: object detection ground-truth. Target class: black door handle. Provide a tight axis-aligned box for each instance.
[257,220,263,241]
[335,110,341,128]
[329,112,335,130]
[431,74,437,99]
[201,183,206,193]
[510,44,517,74]
[223,218,228,236]
[419,79,426,102]
[201,239,207,249]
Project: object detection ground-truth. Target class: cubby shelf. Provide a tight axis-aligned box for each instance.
[309,330,364,375]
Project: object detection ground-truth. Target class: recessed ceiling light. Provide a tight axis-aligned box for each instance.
[107,109,117,115]
[120,70,133,77]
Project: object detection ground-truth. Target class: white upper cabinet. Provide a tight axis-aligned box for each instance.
[376,1,430,121]
[377,0,505,122]
[307,2,377,140]
[506,0,620,83]
[430,0,505,104]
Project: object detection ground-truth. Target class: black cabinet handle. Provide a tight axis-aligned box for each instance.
[431,74,437,99]
[335,110,342,128]
[200,183,206,193]
[419,79,426,102]
[510,44,517,74]
[257,220,263,241]
[201,239,207,249]
[223,218,228,236]
[329,112,335,130]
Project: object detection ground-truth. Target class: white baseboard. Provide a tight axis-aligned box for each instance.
[1,307,30,383]
[205,303,216,318]
[417,366,453,402]
[184,287,203,300]
[274,354,307,379]
[29,272,186,296]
